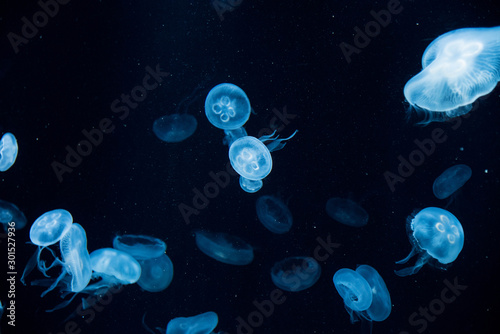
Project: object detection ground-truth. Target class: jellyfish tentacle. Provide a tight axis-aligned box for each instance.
[395,247,418,264]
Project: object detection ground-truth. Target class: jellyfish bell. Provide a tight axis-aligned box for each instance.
[136,254,174,292]
[0,132,18,172]
[194,230,254,265]
[113,234,167,260]
[153,113,197,143]
[395,207,464,276]
[239,176,263,193]
[0,199,27,231]
[166,311,219,334]
[404,26,500,124]
[205,83,251,130]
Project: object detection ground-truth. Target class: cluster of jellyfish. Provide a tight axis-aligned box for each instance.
[20,209,174,312]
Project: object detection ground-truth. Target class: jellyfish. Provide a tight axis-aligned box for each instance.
[166,311,219,334]
[271,256,321,292]
[0,199,27,231]
[433,164,472,199]
[205,83,251,130]
[0,132,18,172]
[136,254,174,292]
[223,127,248,147]
[404,26,500,123]
[194,230,254,265]
[113,234,167,260]
[325,197,369,227]
[395,207,464,276]
[256,195,293,234]
[153,114,197,143]
[239,176,263,193]
[21,209,74,284]
[333,265,391,325]
[228,130,298,191]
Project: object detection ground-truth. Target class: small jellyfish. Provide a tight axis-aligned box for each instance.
[113,234,167,260]
[166,311,219,334]
[395,207,464,276]
[239,176,263,193]
[153,114,197,143]
[333,265,391,324]
[325,197,369,227]
[136,254,174,292]
[271,256,321,292]
[433,164,472,199]
[0,199,27,231]
[0,132,18,172]
[256,195,293,234]
[194,230,254,265]
[404,26,500,123]
[205,83,251,130]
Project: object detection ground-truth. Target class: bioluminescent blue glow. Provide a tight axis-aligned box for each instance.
[404,26,500,122]
[239,176,262,193]
[0,132,18,172]
[0,199,27,231]
[166,311,218,334]
[153,113,198,143]
[433,164,472,199]
[29,209,73,247]
[325,197,369,227]
[223,127,247,146]
[113,234,167,260]
[271,256,321,292]
[205,83,251,130]
[256,195,293,234]
[333,265,391,324]
[136,254,174,292]
[259,129,298,152]
[229,136,272,181]
[395,207,464,276]
[88,248,142,290]
[194,230,254,265]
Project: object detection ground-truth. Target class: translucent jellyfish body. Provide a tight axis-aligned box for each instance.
[404,26,500,122]
[271,256,321,291]
[256,195,293,234]
[325,197,369,227]
[153,113,198,143]
[395,207,464,276]
[433,164,472,199]
[0,199,27,231]
[194,230,254,265]
[113,234,167,260]
[29,209,73,247]
[333,265,391,323]
[0,132,18,172]
[205,83,251,130]
[166,311,219,334]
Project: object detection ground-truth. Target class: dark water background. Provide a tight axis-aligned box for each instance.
[1,0,499,333]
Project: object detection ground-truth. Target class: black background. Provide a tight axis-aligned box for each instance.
[1,0,499,333]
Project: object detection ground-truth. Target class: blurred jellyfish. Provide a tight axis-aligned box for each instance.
[0,199,27,231]
[0,132,18,172]
[433,164,472,199]
[113,234,167,260]
[166,311,219,334]
[404,26,500,123]
[153,114,197,143]
[325,197,369,227]
[205,83,251,130]
[194,230,254,265]
[256,195,293,234]
[395,207,464,276]
[333,265,391,325]
[239,176,263,193]
[271,256,321,292]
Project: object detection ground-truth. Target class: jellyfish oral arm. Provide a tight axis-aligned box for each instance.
[394,253,430,277]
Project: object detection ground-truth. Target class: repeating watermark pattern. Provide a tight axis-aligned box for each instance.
[7,0,73,54]
[211,0,243,21]
[399,276,467,334]
[178,106,297,225]
[339,0,403,64]
[51,64,170,183]
[235,234,340,334]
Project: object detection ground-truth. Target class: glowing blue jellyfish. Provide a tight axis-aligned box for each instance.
[194,230,254,265]
[271,256,320,292]
[113,234,167,260]
[239,176,262,193]
[333,265,391,325]
[256,195,293,234]
[87,248,141,292]
[153,114,197,143]
[136,254,174,292]
[223,127,248,147]
[205,83,251,130]
[0,199,27,231]
[433,164,472,199]
[325,197,369,227]
[166,311,219,334]
[395,207,464,276]
[404,26,500,123]
[0,132,18,172]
